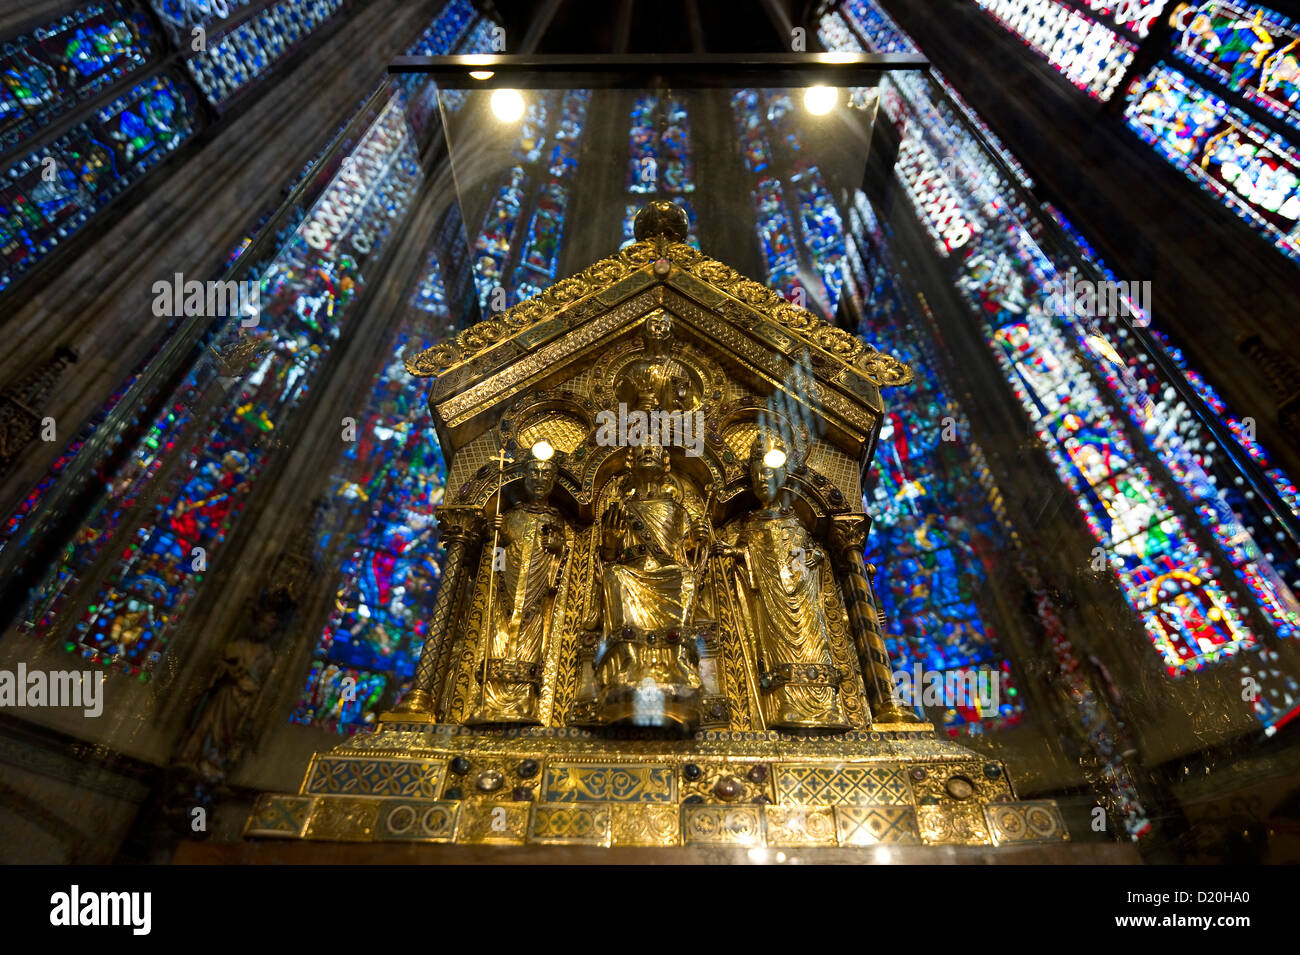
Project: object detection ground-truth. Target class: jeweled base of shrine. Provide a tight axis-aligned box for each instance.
[244,721,1072,850]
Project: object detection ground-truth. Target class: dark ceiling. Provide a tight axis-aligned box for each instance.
[483,0,820,54]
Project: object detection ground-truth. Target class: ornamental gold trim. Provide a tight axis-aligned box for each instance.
[404,240,912,390]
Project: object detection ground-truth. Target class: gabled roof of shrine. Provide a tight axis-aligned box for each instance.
[406,202,912,456]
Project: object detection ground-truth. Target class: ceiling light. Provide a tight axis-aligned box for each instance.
[803,85,837,115]
[491,88,525,122]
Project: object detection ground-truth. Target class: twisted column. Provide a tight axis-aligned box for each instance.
[829,515,919,725]
[388,506,483,718]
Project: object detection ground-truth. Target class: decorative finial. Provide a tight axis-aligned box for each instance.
[633,201,690,243]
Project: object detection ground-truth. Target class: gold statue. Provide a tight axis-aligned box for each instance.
[588,442,708,727]
[614,310,699,414]
[715,436,850,730]
[469,454,571,724]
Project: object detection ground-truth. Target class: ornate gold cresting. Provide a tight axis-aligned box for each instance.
[250,202,1068,852]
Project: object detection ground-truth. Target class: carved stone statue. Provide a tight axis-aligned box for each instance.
[716,436,850,730]
[469,455,571,724]
[175,600,282,784]
[589,442,707,727]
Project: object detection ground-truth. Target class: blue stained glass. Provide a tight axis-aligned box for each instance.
[293,253,450,730]
[730,90,846,311]
[1170,1,1300,133]
[0,2,156,154]
[0,72,199,293]
[184,0,344,108]
[1125,63,1300,264]
[19,100,422,676]
[849,210,1023,734]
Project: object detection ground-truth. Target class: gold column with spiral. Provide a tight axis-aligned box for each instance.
[387,506,483,718]
[829,514,920,725]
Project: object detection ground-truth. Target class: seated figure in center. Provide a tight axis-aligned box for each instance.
[588,441,707,727]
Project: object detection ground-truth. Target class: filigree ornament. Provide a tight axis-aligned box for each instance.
[772,303,815,332]
[855,349,915,387]
[581,259,631,286]
[405,342,460,378]
[459,319,508,351]
[733,280,774,307]
[812,326,864,359]
[504,298,549,328]
[624,243,657,266]
[686,261,733,287]
[665,243,702,266]
[403,232,913,392]
[544,276,588,305]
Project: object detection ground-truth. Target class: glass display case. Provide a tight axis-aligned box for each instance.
[2,42,1297,865]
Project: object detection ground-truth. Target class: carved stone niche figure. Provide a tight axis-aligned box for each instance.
[469,455,572,724]
[175,596,285,786]
[715,435,850,730]
[585,441,708,728]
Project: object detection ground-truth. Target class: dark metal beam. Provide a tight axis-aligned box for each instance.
[389,51,930,88]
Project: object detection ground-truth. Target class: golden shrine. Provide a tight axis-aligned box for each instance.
[245,202,1070,852]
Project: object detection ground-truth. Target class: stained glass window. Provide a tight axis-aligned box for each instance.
[17,99,422,676]
[978,268,1257,674]
[407,0,479,55]
[1170,1,1300,133]
[1082,0,1171,37]
[823,3,1163,833]
[511,91,590,303]
[848,197,1025,734]
[401,0,496,136]
[893,132,979,255]
[971,0,1138,100]
[453,14,503,55]
[471,89,591,314]
[1124,62,1300,263]
[148,0,253,47]
[0,1,157,154]
[839,0,918,53]
[822,1,1299,717]
[290,303,449,732]
[621,94,698,248]
[183,0,345,109]
[826,4,1034,188]
[730,89,847,311]
[0,71,201,294]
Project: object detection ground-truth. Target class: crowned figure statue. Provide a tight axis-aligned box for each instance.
[716,435,850,730]
[587,441,708,727]
[469,454,572,724]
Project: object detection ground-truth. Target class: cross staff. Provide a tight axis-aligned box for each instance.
[479,446,513,710]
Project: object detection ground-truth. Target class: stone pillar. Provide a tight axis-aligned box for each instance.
[829,514,919,725]
[387,506,483,718]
